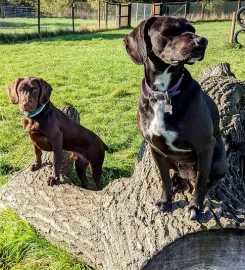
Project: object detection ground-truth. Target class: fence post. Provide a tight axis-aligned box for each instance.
[72,1,75,32]
[201,0,205,20]
[128,3,131,28]
[98,1,101,29]
[151,3,155,16]
[184,1,187,18]
[1,0,5,18]
[38,0,40,34]
[1,5,3,18]
[230,12,236,43]
[237,0,241,11]
[186,0,190,17]
[135,3,138,23]
[105,2,108,29]
[118,3,121,27]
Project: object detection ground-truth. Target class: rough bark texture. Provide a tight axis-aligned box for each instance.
[0,63,245,270]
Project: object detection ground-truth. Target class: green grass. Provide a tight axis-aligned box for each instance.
[0,21,245,269]
[0,208,92,270]
[0,17,116,35]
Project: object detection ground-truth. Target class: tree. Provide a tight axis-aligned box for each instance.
[6,0,37,7]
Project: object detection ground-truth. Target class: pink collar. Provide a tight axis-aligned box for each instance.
[143,74,183,100]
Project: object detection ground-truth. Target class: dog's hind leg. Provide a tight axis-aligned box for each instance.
[90,163,103,191]
[89,155,104,190]
[186,138,216,220]
[75,158,89,189]
[208,140,228,187]
[88,150,105,191]
[86,139,106,190]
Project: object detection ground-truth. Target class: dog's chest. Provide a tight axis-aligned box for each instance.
[24,118,38,133]
[24,118,49,143]
[148,101,190,153]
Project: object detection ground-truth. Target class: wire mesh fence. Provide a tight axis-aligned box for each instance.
[2,5,36,18]
[1,1,245,35]
[0,1,119,34]
[131,3,151,25]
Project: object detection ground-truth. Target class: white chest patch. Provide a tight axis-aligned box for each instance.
[148,101,191,153]
[154,66,171,92]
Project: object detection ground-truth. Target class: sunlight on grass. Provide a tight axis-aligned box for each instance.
[0,17,117,39]
[0,208,92,270]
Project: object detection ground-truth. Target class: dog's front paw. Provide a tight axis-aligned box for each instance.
[30,163,42,171]
[47,176,59,186]
[155,200,172,213]
[185,201,201,220]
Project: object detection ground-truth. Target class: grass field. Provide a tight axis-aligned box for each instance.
[0,17,117,35]
[0,21,245,269]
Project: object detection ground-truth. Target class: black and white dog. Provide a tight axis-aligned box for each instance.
[124,16,227,219]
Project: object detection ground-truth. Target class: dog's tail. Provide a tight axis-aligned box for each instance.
[137,139,148,163]
[103,141,117,154]
[102,141,111,153]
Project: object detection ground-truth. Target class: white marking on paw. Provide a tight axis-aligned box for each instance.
[190,209,197,220]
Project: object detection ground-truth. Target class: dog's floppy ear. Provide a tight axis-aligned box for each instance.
[38,78,52,105]
[7,77,23,104]
[123,17,156,65]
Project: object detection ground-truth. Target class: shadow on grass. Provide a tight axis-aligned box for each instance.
[0,28,131,44]
[102,166,132,186]
[0,21,38,28]
[0,158,21,176]
[0,20,78,28]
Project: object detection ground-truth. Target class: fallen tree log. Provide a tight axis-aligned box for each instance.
[0,63,245,270]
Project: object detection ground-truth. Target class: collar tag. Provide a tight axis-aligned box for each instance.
[164,95,173,114]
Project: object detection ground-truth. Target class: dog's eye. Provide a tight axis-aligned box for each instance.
[162,29,172,37]
[162,28,181,37]
[32,88,37,93]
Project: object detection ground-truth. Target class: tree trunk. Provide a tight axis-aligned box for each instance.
[0,63,245,270]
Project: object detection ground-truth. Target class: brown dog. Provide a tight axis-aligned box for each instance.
[7,76,108,189]
[124,16,227,219]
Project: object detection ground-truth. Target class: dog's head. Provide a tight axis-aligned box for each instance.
[7,77,52,113]
[123,16,208,66]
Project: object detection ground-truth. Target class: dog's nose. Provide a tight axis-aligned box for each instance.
[196,37,208,46]
[22,100,31,108]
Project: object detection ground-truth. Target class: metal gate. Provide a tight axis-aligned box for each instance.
[152,2,188,18]
[151,3,162,17]
[105,2,131,28]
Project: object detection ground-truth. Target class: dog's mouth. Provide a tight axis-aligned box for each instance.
[19,104,37,114]
[185,48,206,64]
[169,45,207,66]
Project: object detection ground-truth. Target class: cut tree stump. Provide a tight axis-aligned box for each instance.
[0,63,245,270]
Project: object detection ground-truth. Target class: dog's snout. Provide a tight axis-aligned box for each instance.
[22,100,31,108]
[196,37,208,46]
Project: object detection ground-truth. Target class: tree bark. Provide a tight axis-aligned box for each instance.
[0,63,245,270]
